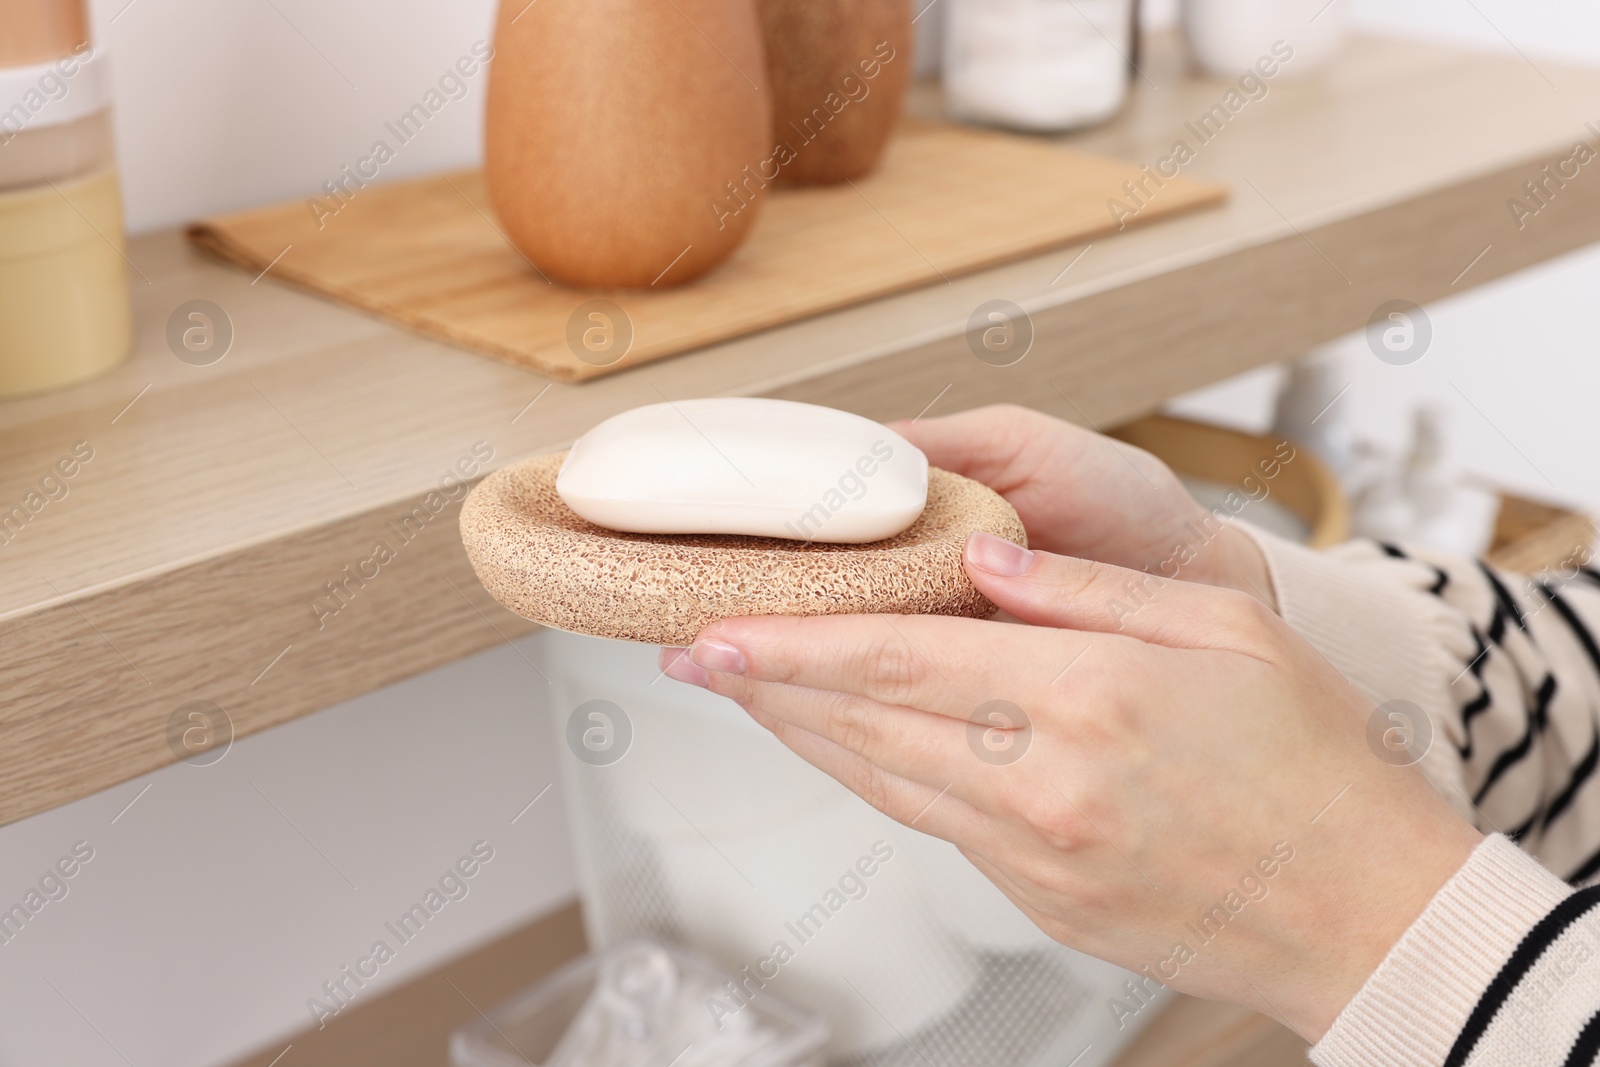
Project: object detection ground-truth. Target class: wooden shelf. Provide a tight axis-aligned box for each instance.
[5,31,1600,826]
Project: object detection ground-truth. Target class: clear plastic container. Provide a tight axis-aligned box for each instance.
[531,631,1155,1067]
[450,938,828,1067]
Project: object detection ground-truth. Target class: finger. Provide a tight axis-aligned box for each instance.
[963,532,1275,654]
[692,611,1091,721]
[887,404,1057,491]
[742,703,997,848]
[659,645,708,686]
[714,673,1082,829]
[704,672,981,791]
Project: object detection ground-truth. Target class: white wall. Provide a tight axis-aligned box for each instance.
[93,0,498,233]
[1164,2,1600,517]
[1169,240,1600,518]
[0,638,575,1067]
[96,0,1600,233]
[4,3,1595,1066]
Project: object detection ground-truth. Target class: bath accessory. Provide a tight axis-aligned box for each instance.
[460,452,1024,645]
[555,398,928,544]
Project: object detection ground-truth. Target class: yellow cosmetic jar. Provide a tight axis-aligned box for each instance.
[0,165,131,396]
[0,24,131,398]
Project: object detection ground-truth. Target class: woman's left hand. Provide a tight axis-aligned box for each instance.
[660,532,1480,1042]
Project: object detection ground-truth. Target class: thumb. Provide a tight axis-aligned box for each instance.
[887,407,1035,490]
[963,532,1255,649]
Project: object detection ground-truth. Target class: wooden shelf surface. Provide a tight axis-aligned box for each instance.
[5,32,1600,825]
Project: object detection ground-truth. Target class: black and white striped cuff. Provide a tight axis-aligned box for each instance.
[1313,835,1580,1066]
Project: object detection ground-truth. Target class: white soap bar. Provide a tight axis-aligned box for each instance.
[556,399,929,543]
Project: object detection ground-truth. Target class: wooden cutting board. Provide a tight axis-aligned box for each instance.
[188,120,1226,383]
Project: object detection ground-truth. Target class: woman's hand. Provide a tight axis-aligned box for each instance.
[892,406,1276,608]
[661,534,1480,1041]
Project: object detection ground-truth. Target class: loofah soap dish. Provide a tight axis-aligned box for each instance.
[459,452,1027,645]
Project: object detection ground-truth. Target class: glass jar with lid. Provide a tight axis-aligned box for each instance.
[942,0,1135,132]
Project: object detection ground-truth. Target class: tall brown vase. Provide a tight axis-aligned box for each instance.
[755,0,912,185]
[484,0,772,289]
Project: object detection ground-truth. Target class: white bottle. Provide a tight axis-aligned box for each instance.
[943,0,1133,132]
[1181,0,1350,79]
[1350,404,1498,557]
[1271,346,1357,479]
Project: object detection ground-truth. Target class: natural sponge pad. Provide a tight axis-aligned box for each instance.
[460,451,1027,645]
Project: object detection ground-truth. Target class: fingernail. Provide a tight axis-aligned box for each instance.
[690,638,747,675]
[966,531,1034,577]
[661,647,710,687]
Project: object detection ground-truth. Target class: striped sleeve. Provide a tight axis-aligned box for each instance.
[1312,835,1600,1067]
[1242,525,1600,883]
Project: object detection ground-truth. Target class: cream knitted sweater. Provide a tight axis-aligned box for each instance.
[1245,527,1600,1065]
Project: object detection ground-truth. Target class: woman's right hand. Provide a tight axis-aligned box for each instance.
[890,405,1277,608]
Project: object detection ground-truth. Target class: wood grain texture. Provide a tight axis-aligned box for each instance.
[221,901,588,1067]
[0,463,543,828]
[186,121,1226,381]
[1112,996,1308,1067]
[1487,491,1597,574]
[1111,415,1350,548]
[461,456,1024,645]
[5,32,1600,827]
